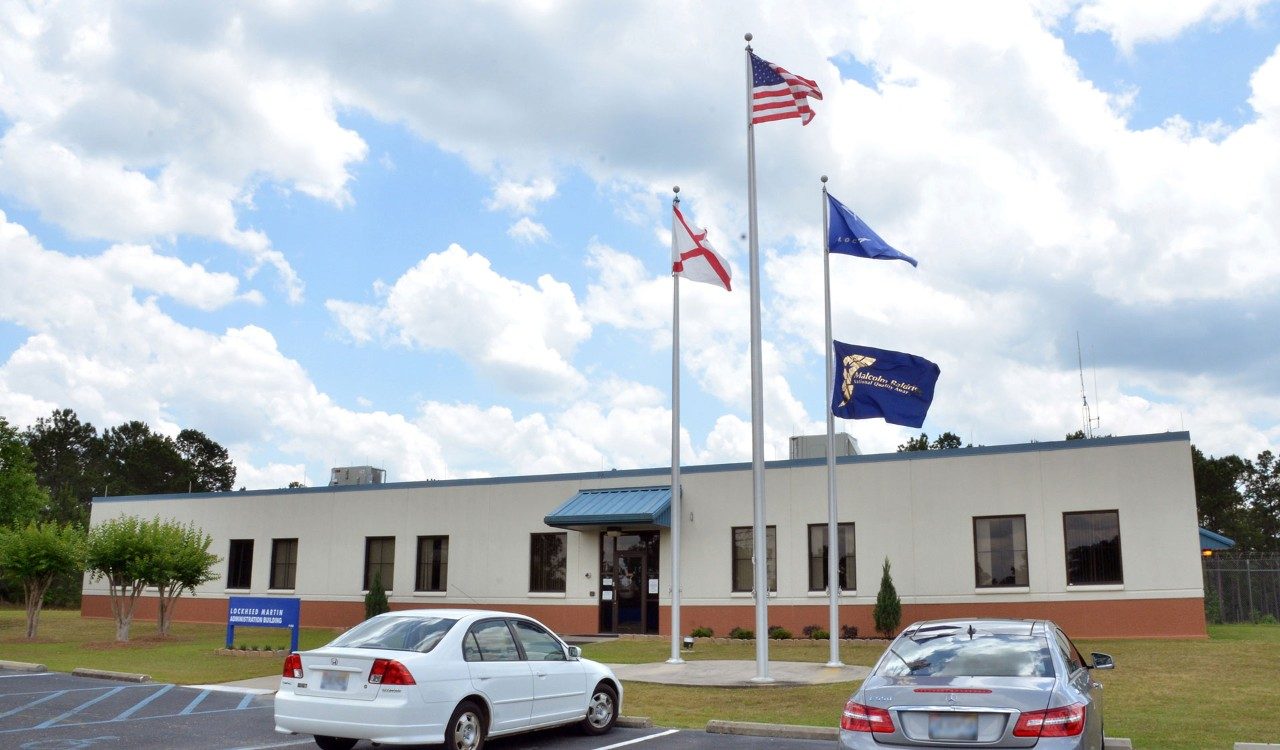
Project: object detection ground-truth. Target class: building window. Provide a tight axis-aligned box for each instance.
[529,533,567,593]
[226,539,253,589]
[364,536,395,591]
[732,526,776,593]
[415,536,449,592]
[269,538,298,590]
[808,523,856,591]
[1064,510,1123,585]
[974,515,1029,587]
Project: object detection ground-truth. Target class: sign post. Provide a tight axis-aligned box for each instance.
[226,596,302,653]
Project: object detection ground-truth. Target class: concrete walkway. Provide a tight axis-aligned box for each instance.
[607,660,869,687]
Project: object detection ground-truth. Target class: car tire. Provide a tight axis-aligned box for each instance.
[446,700,486,750]
[580,682,619,736]
[313,737,357,750]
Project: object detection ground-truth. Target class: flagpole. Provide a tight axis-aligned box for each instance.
[821,175,843,667]
[668,186,685,665]
[744,32,771,683]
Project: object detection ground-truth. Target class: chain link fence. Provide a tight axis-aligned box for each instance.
[1202,554,1280,623]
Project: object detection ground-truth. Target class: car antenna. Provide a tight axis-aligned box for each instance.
[967,624,976,639]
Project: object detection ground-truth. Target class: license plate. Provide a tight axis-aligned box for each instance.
[320,671,349,692]
[930,713,978,741]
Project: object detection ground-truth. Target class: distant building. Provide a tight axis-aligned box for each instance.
[82,432,1206,638]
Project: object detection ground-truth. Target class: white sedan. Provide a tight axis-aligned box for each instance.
[274,609,622,750]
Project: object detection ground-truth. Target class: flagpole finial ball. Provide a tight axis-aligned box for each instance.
[673,186,679,194]
[821,175,828,183]
[745,33,753,42]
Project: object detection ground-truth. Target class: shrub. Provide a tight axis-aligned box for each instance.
[690,626,713,638]
[873,557,902,638]
[811,628,830,640]
[841,625,859,639]
[802,624,821,638]
[364,571,390,619]
[768,626,792,640]
[729,626,754,639]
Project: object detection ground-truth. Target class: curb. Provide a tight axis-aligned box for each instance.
[0,660,48,672]
[707,720,838,741]
[72,667,151,683]
[1235,745,1280,749]
[618,716,652,729]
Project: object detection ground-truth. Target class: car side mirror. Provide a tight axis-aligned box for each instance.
[566,645,582,660]
[1089,652,1114,670]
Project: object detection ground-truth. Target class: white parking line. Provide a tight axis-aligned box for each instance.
[0,673,49,679]
[224,741,315,750]
[594,729,680,749]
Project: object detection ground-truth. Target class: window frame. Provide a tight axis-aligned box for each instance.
[731,525,777,593]
[529,532,567,593]
[414,535,449,593]
[226,538,254,590]
[1063,509,1124,586]
[363,536,396,592]
[269,538,298,590]
[806,522,856,592]
[972,514,1030,589]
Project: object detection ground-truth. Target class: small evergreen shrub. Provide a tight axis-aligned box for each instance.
[873,557,902,638]
[364,571,390,619]
[768,626,792,640]
[690,626,713,638]
[729,626,754,639]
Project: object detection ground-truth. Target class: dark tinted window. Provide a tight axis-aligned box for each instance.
[270,538,297,589]
[415,535,448,592]
[879,630,1055,678]
[808,523,855,591]
[529,533,567,593]
[1064,510,1123,585]
[226,539,253,589]
[732,526,776,592]
[330,615,455,653]
[364,536,395,591]
[974,515,1029,587]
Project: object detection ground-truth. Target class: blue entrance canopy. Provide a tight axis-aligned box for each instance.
[544,487,672,531]
[1199,527,1235,551]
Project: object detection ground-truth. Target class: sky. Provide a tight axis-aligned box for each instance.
[1,0,1278,489]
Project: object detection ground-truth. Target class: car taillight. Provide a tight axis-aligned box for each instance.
[368,658,416,685]
[1013,703,1086,737]
[282,653,303,679]
[841,700,894,733]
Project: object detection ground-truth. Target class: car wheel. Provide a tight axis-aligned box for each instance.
[313,737,357,750]
[580,683,619,735]
[446,700,486,750]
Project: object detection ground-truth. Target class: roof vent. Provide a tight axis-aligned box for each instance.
[329,466,386,486]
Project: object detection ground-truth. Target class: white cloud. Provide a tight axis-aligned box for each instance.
[486,178,557,215]
[507,217,551,244]
[1074,0,1270,52]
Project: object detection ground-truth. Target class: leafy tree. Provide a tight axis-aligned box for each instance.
[142,519,220,636]
[86,515,154,642]
[1,417,48,528]
[0,522,86,637]
[873,557,902,638]
[897,431,966,452]
[1193,446,1251,542]
[176,429,236,492]
[100,421,188,496]
[1241,450,1280,554]
[365,571,390,619]
[22,409,103,527]
[1064,430,1086,440]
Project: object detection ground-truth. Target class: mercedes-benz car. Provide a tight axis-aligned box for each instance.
[840,618,1114,749]
[274,609,621,750]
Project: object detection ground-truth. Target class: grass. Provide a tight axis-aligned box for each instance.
[3,609,1277,748]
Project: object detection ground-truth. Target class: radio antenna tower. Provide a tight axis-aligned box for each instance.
[1077,332,1100,438]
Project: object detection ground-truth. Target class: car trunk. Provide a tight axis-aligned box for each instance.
[293,648,387,702]
[862,676,1053,747]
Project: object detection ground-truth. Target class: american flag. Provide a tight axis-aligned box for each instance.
[750,52,823,126]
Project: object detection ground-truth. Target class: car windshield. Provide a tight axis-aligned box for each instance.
[879,630,1055,678]
[329,616,458,653]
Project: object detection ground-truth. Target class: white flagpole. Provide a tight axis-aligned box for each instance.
[821,175,843,667]
[668,187,684,665]
[744,32,771,683]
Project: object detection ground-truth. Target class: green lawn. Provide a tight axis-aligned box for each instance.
[2,609,1277,748]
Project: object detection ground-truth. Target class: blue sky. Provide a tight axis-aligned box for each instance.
[1,1,1277,488]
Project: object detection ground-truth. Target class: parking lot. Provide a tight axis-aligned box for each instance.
[0,669,835,750]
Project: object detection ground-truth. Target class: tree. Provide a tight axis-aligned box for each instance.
[897,431,966,452]
[365,571,390,619]
[0,522,86,637]
[100,421,188,496]
[86,515,154,642]
[142,519,220,636]
[1,417,47,528]
[1241,450,1280,554]
[873,557,902,638]
[1193,446,1251,543]
[22,409,103,527]
[175,429,236,492]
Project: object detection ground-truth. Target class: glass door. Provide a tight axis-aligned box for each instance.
[599,531,660,634]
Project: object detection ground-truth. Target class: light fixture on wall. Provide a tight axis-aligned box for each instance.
[605,526,622,538]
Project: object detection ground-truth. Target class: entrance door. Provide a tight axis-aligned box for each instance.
[599,531,659,634]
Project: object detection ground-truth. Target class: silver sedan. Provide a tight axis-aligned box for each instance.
[840,618,1113,749]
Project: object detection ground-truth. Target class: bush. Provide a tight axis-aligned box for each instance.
[364,571,390,619]
[768,626,792,640]
[729,626,754,640]
[810,628,829,640]
[690,626,713,638]
[1253,612,1279,625]
[841,625,859,639]
[873,557,902,638]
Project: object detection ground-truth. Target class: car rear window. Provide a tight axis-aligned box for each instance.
[878,630,1055,678]
[329,616,457,653]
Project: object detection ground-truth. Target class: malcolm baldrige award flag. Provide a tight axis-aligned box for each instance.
[831,341,940,428]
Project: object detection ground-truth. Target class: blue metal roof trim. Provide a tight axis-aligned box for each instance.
[92,431,1191,504]
[1199,527,1236,550]
[543,486,672,529]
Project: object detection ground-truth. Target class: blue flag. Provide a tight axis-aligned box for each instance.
[831,341,939,428]
[827,193,917,267]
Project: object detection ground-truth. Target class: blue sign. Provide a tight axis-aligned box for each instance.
[225,596,301,653]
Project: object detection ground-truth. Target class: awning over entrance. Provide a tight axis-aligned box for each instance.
[543,486,672,532]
